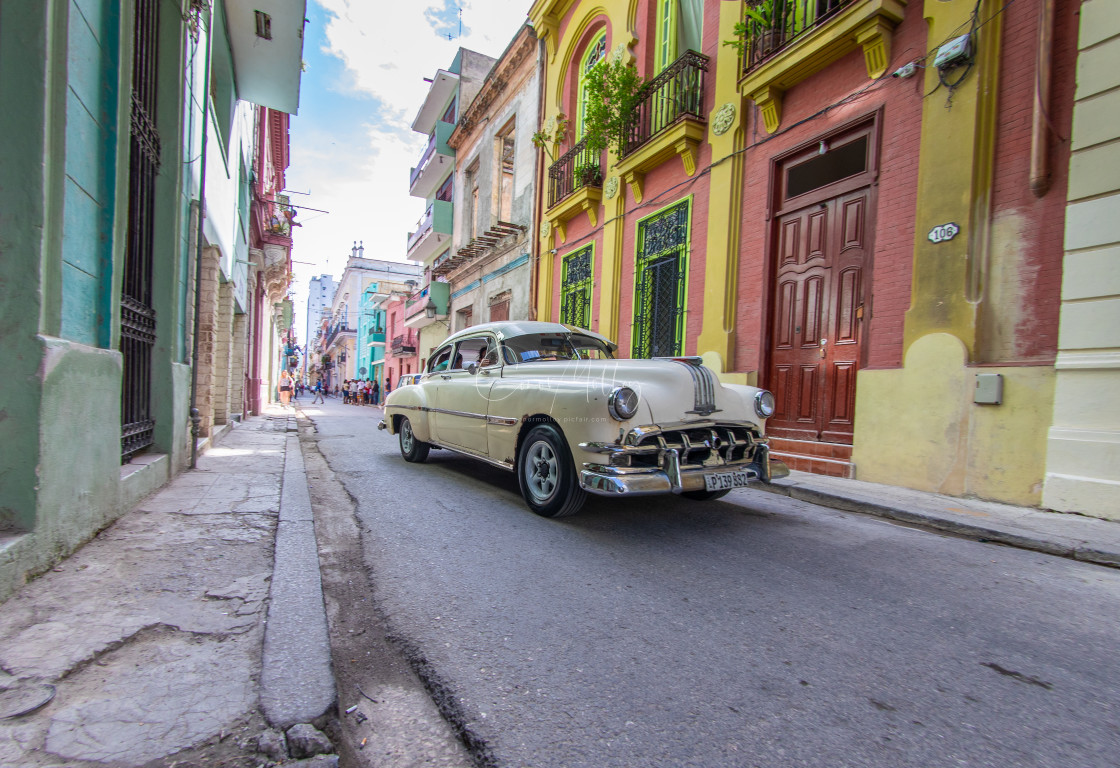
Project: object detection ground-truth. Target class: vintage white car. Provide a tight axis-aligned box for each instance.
[379,321,788,517]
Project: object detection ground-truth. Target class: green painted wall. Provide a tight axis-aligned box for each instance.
[0,0,195,603]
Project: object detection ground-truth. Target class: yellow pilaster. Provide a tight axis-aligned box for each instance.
[598,182,626,340]
[696,0,747,374]
[903,0,1001,358]
[537,225,554,321]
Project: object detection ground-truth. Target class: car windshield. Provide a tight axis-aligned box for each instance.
[502,333,615,363]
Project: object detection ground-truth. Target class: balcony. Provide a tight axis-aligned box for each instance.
[391,331,418,357]
[324,323,355,350]
[409,120,456,199]
[367,327,386,345]
[404,281,450,329]
[614,50,709,204]
[620,50,708,159]
[406,199,453,264]
[544,138,603,241]
[737,0,905,133]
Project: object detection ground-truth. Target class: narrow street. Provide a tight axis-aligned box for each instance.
[300,397,1120,768]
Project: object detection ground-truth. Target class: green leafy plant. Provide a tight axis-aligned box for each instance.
[575,162,603,187]
[531,113,570,162]
[582,57,646,161]
[723,0,803,58]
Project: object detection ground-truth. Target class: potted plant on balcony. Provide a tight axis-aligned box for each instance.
[724,0,798,60]
[575,162,603,188]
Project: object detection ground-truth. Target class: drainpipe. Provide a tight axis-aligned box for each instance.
[1030,0,1055,198]
[530,32,547,321]
[188,4,214,469]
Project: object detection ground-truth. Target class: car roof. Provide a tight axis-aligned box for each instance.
[439,321,616,349]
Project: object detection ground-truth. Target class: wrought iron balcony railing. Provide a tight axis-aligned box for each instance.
[407,205,435,251]
[620,50,709,159]
[391,332,418,356]
[547,137,603,209]
[740,0,852,75]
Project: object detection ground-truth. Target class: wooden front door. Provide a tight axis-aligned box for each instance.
[767,188,868,442]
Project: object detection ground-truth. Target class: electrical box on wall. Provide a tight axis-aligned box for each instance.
[974,373,1003,405]
[934,34,972,69]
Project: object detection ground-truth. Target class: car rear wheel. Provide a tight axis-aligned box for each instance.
[399,417,430,463]
[681,489,731,501]
[518,424,586,518]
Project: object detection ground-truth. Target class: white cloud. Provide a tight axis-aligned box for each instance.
[285,0,534,338]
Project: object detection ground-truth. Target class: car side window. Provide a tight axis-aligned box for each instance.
[429,345,453,373]
[451,336,491,370]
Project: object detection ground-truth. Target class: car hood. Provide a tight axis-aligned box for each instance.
[500,358,762,428]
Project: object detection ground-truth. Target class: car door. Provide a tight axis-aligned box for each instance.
[429,334,498,454]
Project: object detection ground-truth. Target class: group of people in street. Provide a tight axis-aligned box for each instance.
[341,378,384,406]
[276,371,392,408]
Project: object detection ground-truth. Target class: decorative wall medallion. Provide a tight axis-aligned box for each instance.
[540,220,551,239]
[544,115,557,135]
[712,103,736,136]
[603,175,619,200]
[612,43,626,63]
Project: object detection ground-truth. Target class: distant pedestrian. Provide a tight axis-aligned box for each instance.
[372,379,381,406]
[311,380,324,404]
[278,370,293,406]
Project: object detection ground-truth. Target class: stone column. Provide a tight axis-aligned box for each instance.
[195,246,222,436]
[213,281,234,426]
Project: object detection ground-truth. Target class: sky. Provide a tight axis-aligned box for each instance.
[284,0,534,340]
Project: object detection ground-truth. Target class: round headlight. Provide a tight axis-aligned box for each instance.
[608,386,640,421]
[754,390,776,419]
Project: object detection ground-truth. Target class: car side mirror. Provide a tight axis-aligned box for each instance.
[467,362,479,376]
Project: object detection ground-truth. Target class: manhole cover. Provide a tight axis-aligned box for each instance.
[0,681,56,719]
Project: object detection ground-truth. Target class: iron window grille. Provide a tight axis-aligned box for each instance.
[560,245,594,329]
[121,0,161,462]
[632,199,690,359]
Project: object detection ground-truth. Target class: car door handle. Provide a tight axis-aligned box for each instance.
[441,374,452,380]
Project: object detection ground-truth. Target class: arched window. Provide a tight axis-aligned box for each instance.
[577,32,607,138]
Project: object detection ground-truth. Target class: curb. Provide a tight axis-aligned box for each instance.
[260,430,336,728]
[760,479,1120,569]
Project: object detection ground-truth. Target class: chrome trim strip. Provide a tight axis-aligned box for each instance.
[434,443,514,471]
[486,415,520,426]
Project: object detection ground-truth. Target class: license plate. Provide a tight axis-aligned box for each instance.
[704,469,753,491]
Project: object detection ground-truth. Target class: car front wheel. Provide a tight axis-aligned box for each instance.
[518,424,586,518]
[399,417,430,463]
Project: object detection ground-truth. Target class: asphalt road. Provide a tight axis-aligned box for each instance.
[304,397,1120,768]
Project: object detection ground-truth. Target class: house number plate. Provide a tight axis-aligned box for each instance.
[928,223,960,243]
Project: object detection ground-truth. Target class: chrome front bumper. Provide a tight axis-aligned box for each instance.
[578,442,790,497]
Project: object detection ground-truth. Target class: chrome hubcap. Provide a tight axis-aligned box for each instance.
[524,440,558,502]
[401,421,413,452]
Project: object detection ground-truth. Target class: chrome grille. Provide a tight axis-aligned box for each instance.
[626,424,759,470]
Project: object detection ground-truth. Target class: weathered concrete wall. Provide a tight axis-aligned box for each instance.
[0,338,123,603]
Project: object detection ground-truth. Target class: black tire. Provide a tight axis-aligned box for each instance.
[399,417,430,463]
[517,424,586,518]
[681,488,731,501]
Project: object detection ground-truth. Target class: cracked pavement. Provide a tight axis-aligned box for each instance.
[0,418,286,767]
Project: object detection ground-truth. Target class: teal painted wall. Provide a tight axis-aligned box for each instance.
[0,0,195,602]
[60,0,121,347]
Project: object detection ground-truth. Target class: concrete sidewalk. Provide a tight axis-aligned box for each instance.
[0,407,337,768]
[762,470,1120,568]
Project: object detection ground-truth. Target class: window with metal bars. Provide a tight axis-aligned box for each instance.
[632,199,689,358]
[121,0,161,462]
[560,245,593,329]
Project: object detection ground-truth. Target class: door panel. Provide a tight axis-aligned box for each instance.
[768,189,868,442]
